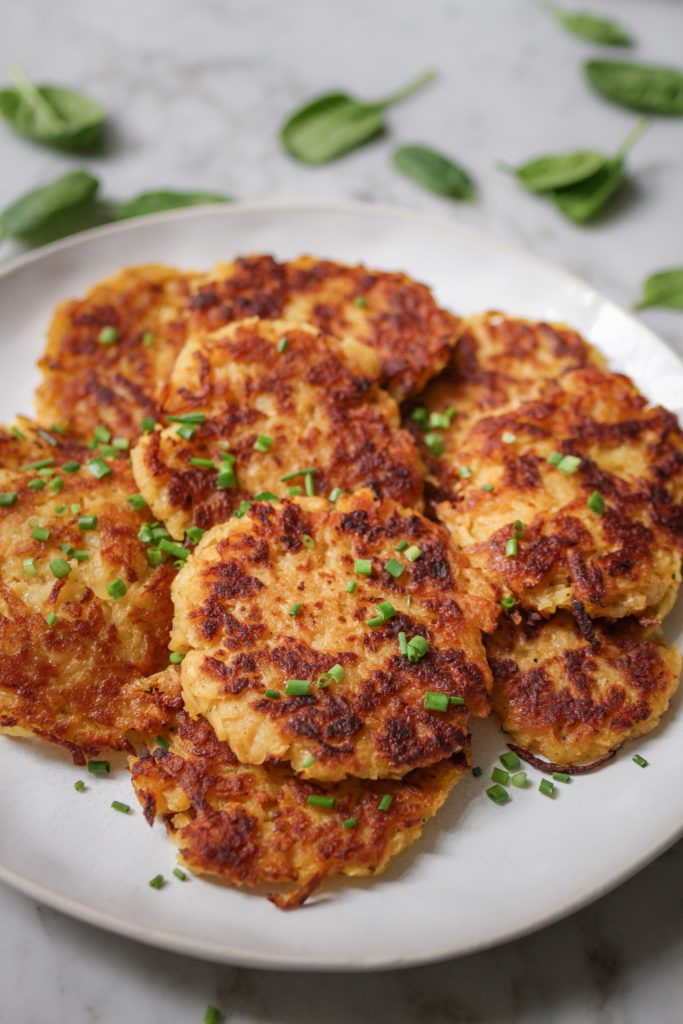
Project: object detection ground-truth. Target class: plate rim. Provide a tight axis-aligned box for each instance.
[0,198,681,972]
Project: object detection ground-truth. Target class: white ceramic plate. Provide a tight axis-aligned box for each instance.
[1,201,682,972]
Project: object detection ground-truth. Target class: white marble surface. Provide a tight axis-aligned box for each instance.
[1,0,682,1021]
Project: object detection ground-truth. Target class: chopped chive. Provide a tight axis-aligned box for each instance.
[384,558,404,578]
[471,766,483,778]
[505,538,518,558]
[345,579,357,594]
[86,457,112,479]
[398,631,408,657]
[142,331,154,347]
[23,557,37,575]
[633,753,648,767]
[502,431,516,444]
[111,800,130,814]
[177,424,196,441]
[159,538,190,560]
[254,434,273,452]
[587,491,605,515]
[277,336,289,353]
[302,755,316,769]
[491,766,509,786]
[87,759,110,776]
[539,778,555,797]
[458,465,472,479]
[184,527,204,547]
[98,325,118,345]
[54,504,67,514]
[217,469,238,489]
[280,467,316,482]
[49,476,64,493]
[27,478,47,490]
[500,750,521,771]
[355,559,372,576]
[328,664,345,683]
[49,424,66,435]
[424,691,449,712]
[148,874,164,889]
[264,688,281,699]
[189,457,215,469]
[50,558,71,579]
[169,651,185,664]
[404,545,421,562]
[173,867,187,881]
[254,490,278,502]
[329,487,345,503]
[395,540,409,552]
[341,817,357,829]
[37,467,55,476]
[11,426,26,440]
[93,425,111,444]
[204,1007,220,1024]
[107,578,127,600]
[74,780,85,792]
[167,413,206,425]
[113,437,129,451]
[288,602,302,617]
[21,458,54,472]
[31,526,51,542]
[411,406,428,426]
[547,450,563,466]
[511,771,527,788]
[486,784,509,805]
[512,519,524,538]
[406,635,429,663]
[140,417,156,433]
[552,771,571,783]
[127,494,147,510]
[501,595,516,610]
[557,454,581,475]
[366,614,385,628]
[377,600,395,621]
[70,503,80,514]
[0,492,17,506]
[304,473,315,497]
[155,735,169,751]
[378,794,393,812]
[233,501,253,518]
[354,295,368,308]
[424,432,444,457]
[302,534,315,548]
[481,483,494,492]
[307,794,335,809]
[428,411,452,430]
[449,695,465,706]
[287,485,303,496]
[45,612,57,627]
[285,679,311,696]
[61,461,81,474]
[78,515,98,530]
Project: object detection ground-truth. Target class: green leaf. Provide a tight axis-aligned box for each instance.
[281,69,436,164]
[540,3,632,46]
[635,269,683,311]
[585,60,683,114]
[0,170,99,239]
[0,66,105,150]
[508,150,606,192]
[392,144,475,199]
[113,190,232,220]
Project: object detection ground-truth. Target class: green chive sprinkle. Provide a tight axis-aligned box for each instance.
[341,817,357,829]
[93,425,111,444]
[424,432,444,457]
[355,559,372,576]
[27,479,46,491]
[87,759,110,776]
[142,331,154,347]
[173,867,187,881]
[54,504,67,514]
[255,491,280,502]
[395,540,409,552]
[177,424,196,441]
[288,603,302,617]
[377,600,395,621]
[345,579,357,594]
[45,612,57,627]
[305,473,315,497]
[70,503,80,514]
[217,469,238,489]
[155,735,169,751]
[148,874,164,889]
[285,679,311,696]
[328,664,345,683]
[552,771,571,783]
[384,558,404,578]
[411,407,428,426]
[501,595,516,610]
[168,413,206,425]
[547,450,563,466]
[62,461,81,474]
[264,689,281,699]
[107,578,127,600]
[491,766,509,786]
[458,465,472,479]
[486,784,509,805]
[126,494,146,511]
[204,1006,221,1024]
[254,434,273,453]
[159,538,190,560]
[50,558,71,579]
[633,753,648,767]
[111,800,130,814]
[31,526,51,542]
[511,771,527,788]
[23,557,37,575]
[354,295,368,308]
[502,431,517,444]
[78,515,98,530]
[73,550,89,561]
[277,336,289,353]
[113,437,129,451]
[500,750,521,771]
[481,484,494,492]
[186,527,205,545]
[404,545,421,562]
[74,780,85,792]
[0,492,17,506]
[169,651,185,664]
[398,631,408,657]
[471,766,483,778]
[406,635,429,663]
[539,778,555,797]
[189,457,215,469]
[367,614,385,628]
[11,426,26,440]
[280,467,316,483]
[21,458,54,472]
[86,457,112,479]
[302,534,315,548]
[449,696,465,706]
[505,537,518,558]
[378,794,393,812]
[557,454,581,474]
[329,487,345,503]
[302,755,316,769]
[37,467,55,476]
[307,794,335,809]
[287,485,303,496]
[98,326,118,345]
[424,691,449,712]
[140,417,156,433]
[512,519,524,538]
[49,477,64,493]
[588,491,605,515]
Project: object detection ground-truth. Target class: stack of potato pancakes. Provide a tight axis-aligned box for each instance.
[2,256,680,908]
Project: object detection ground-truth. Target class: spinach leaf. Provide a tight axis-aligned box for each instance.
[585,60,683,114]
[0,171,99,239]
[635,269,683,310]
[0,66,105,150]
[281,70,436,164]
[113,190,232,220]
[507,149,606,192]
[547,120,647,223]
[540,2,632,45]
[392,145,475,199]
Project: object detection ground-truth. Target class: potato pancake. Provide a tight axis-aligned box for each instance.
[35,264,195,442]
[488,610,681,766]
[131,318,424,540]
[172,489,496,781]
[131,702,466,909]
[0,421,176,761]
[434,367,683,619]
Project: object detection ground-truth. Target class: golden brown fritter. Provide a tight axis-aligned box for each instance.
[0,421,176,762]
[172,489,496,782]
[131,318,424,540]
[35,264,195,442]
[408,311,603,460]
[434,367,683,619]
[131,704,466,909]
[487,610,681,766]
[189,255,458,400]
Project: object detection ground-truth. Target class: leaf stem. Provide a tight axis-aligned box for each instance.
[8,64,66,129]
[377,69,437,109]
[615,118,649,160]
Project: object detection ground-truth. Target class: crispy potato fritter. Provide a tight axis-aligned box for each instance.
[171,490,496,781]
